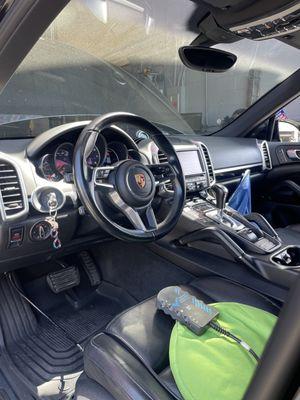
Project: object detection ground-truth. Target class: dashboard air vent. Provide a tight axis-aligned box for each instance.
[0,160,26,219]
[157,150,173,190]
[200,144,215,184]
[261,141,272,170]
[158,150,168,164]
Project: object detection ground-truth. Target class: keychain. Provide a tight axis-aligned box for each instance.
[46,193,62,250]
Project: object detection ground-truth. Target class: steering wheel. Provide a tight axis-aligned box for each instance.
[73,112,185,241]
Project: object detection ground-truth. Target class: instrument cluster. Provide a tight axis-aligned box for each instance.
[37,133,143,182]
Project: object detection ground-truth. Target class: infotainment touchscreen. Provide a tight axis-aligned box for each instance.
[177,151,202,176]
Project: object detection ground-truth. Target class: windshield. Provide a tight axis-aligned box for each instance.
[0,0,299,137]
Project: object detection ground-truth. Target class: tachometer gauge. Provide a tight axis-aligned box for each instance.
[86,146,101,168]
[54,142,74,176]
[39,154,61,182]
[105,148,119,165]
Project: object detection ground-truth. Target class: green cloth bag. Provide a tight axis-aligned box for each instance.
[169,302,277,400]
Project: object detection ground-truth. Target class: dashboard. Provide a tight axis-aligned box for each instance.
[0,119,270,271]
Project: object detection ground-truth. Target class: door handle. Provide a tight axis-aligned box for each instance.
[286,149,300,160]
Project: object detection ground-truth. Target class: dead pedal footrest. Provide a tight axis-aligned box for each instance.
[47,266,80,294]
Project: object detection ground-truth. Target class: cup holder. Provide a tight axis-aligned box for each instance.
[271,246,300,269]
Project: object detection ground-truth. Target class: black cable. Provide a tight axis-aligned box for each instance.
[209,321,260,362]
[7,273,84,352]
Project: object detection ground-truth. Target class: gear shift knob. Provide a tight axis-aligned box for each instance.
[211,183,228,213]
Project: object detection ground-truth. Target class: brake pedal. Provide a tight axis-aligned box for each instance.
[47,266,80,294]
[79,251,101,286]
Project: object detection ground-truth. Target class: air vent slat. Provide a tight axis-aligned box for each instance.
[200,144,215,184]
[0,182,19,186]
[0,175,18,180]
[2,188,21,192]
[0,160,25,218]
[2,193,22,198]
[261,141,272,170]
[4,205,23,211]
[158,150,173,190]
[4,200,23,206]
[158,150,168,164]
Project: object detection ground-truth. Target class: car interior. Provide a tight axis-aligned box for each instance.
[0,0,299,399]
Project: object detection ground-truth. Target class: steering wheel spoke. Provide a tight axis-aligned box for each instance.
[148,163,176,186]
[93,166,115,190]
[144,206,158,230]
[108,190,145,230]
[108,189,158,231]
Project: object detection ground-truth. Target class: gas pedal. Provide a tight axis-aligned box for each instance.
[47,265,80,294]
[79,251,101,286]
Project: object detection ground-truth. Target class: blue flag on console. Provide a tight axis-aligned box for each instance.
[228,169,251,215]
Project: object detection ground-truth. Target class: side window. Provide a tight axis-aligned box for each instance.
[277,96,300,143]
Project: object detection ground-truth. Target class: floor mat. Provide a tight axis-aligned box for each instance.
[92,241,193,301]
[0,275,133,400]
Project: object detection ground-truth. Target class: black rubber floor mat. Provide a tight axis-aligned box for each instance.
[0,390,10,400]
[0,276,128,399]
[0,352,36,400]
[0,391,8,400]
[8,300,122,399]
[0,374,18,400]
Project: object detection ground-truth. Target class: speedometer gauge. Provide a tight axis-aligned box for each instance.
[105,148,119,165]
[39,154,61,182]
[54,142,74,176]
[86,146,101,167]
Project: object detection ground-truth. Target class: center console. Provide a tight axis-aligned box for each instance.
[176,148,211,192]
[173,142,300,288]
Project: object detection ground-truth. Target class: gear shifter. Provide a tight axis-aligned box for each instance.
[207,183,244,231]
[211,183,228,220]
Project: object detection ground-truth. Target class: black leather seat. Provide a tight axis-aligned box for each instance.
[76,276,280,400]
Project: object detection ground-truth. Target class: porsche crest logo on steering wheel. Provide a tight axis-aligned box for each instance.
[135,173,146,189]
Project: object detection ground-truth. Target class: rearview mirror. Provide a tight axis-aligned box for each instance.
[178,46,237,73]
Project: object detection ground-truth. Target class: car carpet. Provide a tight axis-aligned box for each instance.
[0,274,131,400]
